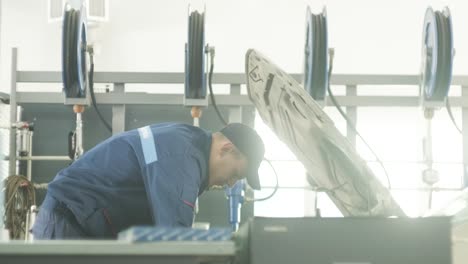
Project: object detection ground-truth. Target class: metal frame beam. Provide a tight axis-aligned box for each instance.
[13,92,468,107]
[16,71,468,86]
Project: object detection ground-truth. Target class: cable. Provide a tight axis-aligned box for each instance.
[88,52,112,132]
[445,97,462,134]
[321,154,372,213]
[246,157,279,202]
[208,48,228,126]
[4,175,36,239]
[0,94,9,104]
[326,49,392,190]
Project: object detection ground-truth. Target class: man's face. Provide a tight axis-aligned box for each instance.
[209,143,248,188]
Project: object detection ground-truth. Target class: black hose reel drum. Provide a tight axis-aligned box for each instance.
[420,7,454,103]
[185,8,207,106]
[303,6,328,101]
[62,3,89,100]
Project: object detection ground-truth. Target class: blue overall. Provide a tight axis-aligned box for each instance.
[32,123,211,239]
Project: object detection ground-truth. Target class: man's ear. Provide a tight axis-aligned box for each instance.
[220,142,234,156]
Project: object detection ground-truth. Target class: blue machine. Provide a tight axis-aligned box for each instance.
[116,180,246,241]
[225,180,245,232]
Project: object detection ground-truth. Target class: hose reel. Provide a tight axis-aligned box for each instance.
[419,7,454,209]
[303,7,328,101]
[420,7,453,102]
[62,3,89,99]
[62,3,92,160]
[185,8,214,127]
[185,9,207,105]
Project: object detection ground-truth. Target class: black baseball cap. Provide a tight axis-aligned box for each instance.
[220,123,265,190]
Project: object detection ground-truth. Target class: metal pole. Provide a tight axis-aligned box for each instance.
[462,86,468,188]
[16,106,22,175]
[346,85,357,147]
[425,112,434,209]
[2,48,18,240]
[27,130,33,181]
[74,112,83,159]
[9,48,17,176]
[16,156,71,161]
[112,83,126,134]
[228,84,242,123]
[29,205,37,241]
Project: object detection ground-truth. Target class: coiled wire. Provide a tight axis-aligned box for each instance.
[4,175,36,239]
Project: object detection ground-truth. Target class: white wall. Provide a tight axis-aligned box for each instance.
[1,0,468,93]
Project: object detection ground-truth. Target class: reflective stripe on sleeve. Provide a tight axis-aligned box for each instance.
[138,126,158,164]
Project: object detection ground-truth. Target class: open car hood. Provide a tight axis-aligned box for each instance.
[245,49,405,217]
